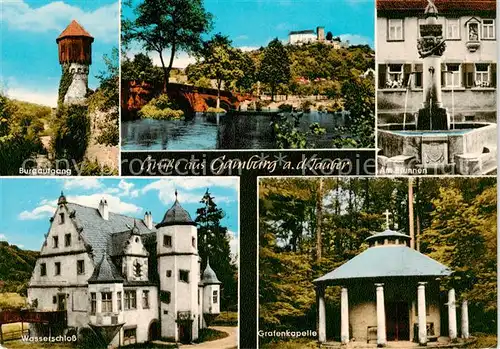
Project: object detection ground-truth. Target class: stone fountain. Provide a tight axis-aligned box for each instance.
[378,0,497,175]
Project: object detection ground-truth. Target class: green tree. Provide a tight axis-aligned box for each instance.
[194,190,237,310]
[51,104,90,163]
[121,53,164,83]
[0,93,46,175]
[122,0,213,92]
[234,51,257,93]
[421,185,497,332]
[259,38,291,101]
[188,34,243,109]
[331,74,375,148]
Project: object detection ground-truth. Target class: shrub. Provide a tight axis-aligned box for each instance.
[51,104,90,163]
[152,94,176,110]
[58,65,72,105]
[256,100,264,111]
[278,104,293,112]
[138,105,184,120]
[193,328,229,343]
[138,94,184,120]
[326,100,343,113]
[212,311,238,326]
[300,100,313,113]
[79,158,118,176]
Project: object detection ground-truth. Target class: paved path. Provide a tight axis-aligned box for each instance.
[181,326,237,349]
[152,326,237,349]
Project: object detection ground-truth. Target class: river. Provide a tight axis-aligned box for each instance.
[121,111,347,150]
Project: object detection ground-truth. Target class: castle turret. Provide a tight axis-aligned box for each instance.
[56,20,94,104]
[201,258,221,327]
[156,191,200,343]
[317,26,325,42]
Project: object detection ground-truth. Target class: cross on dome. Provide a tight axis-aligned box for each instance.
[383,209,392,229]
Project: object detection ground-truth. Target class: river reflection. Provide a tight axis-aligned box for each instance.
[121,112,346,150]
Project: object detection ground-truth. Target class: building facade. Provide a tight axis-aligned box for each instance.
[377,0,497,123]
[27,192,221,346]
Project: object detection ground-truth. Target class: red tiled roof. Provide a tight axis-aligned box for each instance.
[57,20,93,41]
[377,0,496,12]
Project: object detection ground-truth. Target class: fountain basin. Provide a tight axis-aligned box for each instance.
[378,122,497,175]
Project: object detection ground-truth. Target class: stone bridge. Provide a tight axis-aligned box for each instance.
[121,80,254,118]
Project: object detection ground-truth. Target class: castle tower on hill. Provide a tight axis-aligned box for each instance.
[56,20,94,104]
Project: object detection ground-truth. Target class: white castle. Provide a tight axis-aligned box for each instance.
[27,191,222,346]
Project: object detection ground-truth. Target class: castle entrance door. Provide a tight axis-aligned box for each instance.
[178,321,192,344]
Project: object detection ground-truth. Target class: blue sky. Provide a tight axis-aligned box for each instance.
[0,0,119,107]
[0,178,239,257]
[124,0,374,68]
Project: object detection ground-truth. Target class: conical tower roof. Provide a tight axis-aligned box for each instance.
[57,20,94,42]
[201,258,221,285]
[156,191,196,228]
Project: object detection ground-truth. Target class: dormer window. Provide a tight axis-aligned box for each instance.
[53,236,59,248]
[163,235,172,247]
[59,213,65,224]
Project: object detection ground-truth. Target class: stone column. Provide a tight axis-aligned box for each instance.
[448,289,457,340]
[417,282,427,345]
[317,286,326,343]
[461,299,469,339]
[375,283,386,347]
[341,287,349,344]
[423,56,443,108]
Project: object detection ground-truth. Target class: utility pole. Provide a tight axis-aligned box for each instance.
[408,178,415,249]
[315,178,323,262]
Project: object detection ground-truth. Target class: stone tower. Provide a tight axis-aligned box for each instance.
[317,26,325,42]
[156,192,200,343]
[56,20,94,104]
